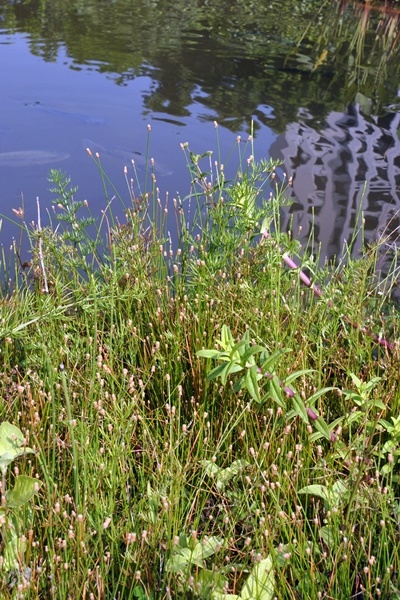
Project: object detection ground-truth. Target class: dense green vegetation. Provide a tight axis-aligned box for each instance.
[0,133,399,598]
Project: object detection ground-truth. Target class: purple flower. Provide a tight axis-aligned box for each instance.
[307,408,318,421]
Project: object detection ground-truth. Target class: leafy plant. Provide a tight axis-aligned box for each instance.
[213,556,275,600]
[331,373,386,458]
[197,324,293,406]
[167,533,226,596]
[49,169,96,253]
[377,413,400,481]
[167,534,275,600]
[197,324,336,440]
[201,459,249,492]
[0,422,42,592]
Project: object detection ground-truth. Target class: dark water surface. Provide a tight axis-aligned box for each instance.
[1,0,400,262]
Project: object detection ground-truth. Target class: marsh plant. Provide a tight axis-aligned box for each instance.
[0,422,42,596]
[0,128,399,598]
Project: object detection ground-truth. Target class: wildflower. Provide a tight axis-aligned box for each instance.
[307,408,318,421]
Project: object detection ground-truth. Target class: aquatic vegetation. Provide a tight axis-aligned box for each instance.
[0,130,399,599]
[24,102,106,125]
[0,151,69,168]
[305,0,400,110]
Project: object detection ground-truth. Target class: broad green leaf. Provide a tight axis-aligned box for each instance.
[240,556,275,600]
[343,391,363,403]
[299,481,348,511]
[208,361,243,384]
[330,480,349,507]
[307,387,337,406]
[328,416,345,430]
[364,376,382,389]
[197,349,223,359]
[202,460,222,478]
[355,92,373,116]
[292,393,309,424]
[178,532,189,548]
[0,422,24,450]
[260,348,291,372]
[245,367,261,403]
[390,415,400,431]
[284,369,314,384]
[381,463,397,476]
[207,362,232,382]
[232,338,250,360]
[197,568,227,596]
[382,439,397,453]
[298,484,328,501]
[6,475,43,509]
[345,410,364,425]
[378,418,393,431]
[349,373,362,389]
[192,536,223,563]
[133,586,147,600]
[220,325,234,351]
[215,460,249,491]
[319,525,334,546]
[2,538,22,571]
[1,518,24,571]
[368,398,386,410]
[266,376,286,410]
[0,422,34,472]
[242,345,268,362]
[313,417,332,441]
[213,594,239,600]
[379,415,400,435]
[309,431,324,442]
[222,362,243,385]
[260,215,270,235]
[166,547,193,572]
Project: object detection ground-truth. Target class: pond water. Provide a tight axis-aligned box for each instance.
[1,0,400,264]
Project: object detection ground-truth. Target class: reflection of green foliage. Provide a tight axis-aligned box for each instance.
[309,1,400,112]
[2,0,400,133]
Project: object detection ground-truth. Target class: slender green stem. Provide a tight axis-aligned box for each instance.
[60,365,80,511]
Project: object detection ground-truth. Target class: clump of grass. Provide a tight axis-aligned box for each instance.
[0,127,399,599]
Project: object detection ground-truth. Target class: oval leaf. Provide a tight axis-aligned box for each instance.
[6,475,43,509]
[0,422,34,472]
[241,556,275,600]
[192,536,224,562]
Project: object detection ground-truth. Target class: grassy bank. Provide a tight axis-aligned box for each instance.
[0,135,399,599]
